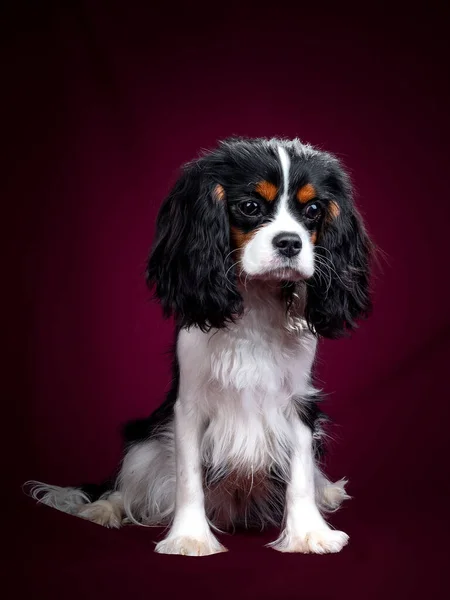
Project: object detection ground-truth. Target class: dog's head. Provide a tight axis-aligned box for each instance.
[146,137,372,337]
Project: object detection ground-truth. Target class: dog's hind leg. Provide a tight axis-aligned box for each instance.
[315,468,350,512]
[76,491,124,528]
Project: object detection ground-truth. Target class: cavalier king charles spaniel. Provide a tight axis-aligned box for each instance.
[27,136,372,556]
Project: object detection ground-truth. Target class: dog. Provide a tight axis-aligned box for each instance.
[26,136,372,556]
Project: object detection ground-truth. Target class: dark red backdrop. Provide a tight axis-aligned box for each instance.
[4,2,450,598]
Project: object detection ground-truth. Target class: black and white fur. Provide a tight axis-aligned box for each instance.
[26,137,372,556]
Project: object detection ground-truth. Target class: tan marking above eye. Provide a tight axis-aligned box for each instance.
[297,183,316,203]
[327,200,340,221]
[255,180,278,202]
[213,184,225,202]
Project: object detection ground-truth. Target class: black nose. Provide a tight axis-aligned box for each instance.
[272,232,302,258]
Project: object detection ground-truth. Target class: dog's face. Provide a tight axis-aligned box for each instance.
[222,144,341,283]
[147,137,372,337]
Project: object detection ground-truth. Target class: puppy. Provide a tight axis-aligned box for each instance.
[27,137,372,556]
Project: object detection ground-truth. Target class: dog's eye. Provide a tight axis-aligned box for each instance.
[304,203,322,221]
[239,201,261,217]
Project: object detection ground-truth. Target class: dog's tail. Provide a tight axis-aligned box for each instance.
[24,481,91,514]
[24,480,107,512]
[23,479,122,527]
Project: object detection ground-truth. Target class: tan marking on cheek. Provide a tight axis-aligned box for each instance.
[310,231,317,244]
[231,226,258,252]
[327,200,341,222]
[255,180,278,202]
[297,183,316,203]
[213,184,225,201]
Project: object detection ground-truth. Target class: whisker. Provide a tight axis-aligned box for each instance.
[314,254,348,288]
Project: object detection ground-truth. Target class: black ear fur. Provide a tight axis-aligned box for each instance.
[305,163,373,339]
[146,160,243,331]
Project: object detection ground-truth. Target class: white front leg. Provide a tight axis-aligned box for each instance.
[270,417,349,554]
[155,400,226,556]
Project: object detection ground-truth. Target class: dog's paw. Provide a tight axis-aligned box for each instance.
[155,534,227,557]
[77,500,122,529]
[269,529,349,554]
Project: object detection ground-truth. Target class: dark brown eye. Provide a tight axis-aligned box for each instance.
[304,203,322,221]
[239,200,261,217]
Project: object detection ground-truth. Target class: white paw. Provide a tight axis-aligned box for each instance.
[77,500,122,529]
[155,534,227,557]
[270,529,349,554]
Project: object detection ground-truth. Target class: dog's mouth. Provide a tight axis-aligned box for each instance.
[241,266,309,283]
[265,267,305,282]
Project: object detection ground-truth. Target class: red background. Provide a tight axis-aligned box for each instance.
[4,2,450,598]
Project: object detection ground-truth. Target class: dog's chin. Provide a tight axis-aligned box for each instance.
[247,267,310,283]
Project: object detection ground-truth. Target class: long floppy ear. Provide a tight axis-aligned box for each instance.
[146,160,243,332]
[305,162,373,339]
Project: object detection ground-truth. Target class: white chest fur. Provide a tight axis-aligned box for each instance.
[176,286,318,479]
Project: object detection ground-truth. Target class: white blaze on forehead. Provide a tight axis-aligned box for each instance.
[274,145,301,227]
[277,145,291,203]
